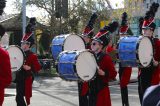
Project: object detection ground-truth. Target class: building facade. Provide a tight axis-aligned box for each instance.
[125,0,160,37]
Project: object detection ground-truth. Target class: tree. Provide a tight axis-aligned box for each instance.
[111,0,144,21]
[13,0,112,55]
[13,0,111,33]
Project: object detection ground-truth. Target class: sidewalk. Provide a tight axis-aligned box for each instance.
[3,67,139,106]
[4,77,79,106]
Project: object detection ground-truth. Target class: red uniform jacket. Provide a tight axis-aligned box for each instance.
[24,50,41,105]
[151,38,160,85]
[96,52,117,106]
[0,47,12,105]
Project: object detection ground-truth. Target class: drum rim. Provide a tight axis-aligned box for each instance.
[6,45,25,71]
[117,36,153,67]
[56,51,67,80]
[56,50,80,81]
[137,36,153,68]
[75,50,97,82]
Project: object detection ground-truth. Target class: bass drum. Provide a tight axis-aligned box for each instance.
[6,45,25,72]
[56,50,97,81]
[117,36,153,67]
[51,34,85,60]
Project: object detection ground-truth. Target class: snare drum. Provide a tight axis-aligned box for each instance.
[6,45,25,72]
[51,34,85,60]
[117,36,153,67]
[56,50,97,81]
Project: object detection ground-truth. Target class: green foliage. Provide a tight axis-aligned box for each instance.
[111,0,143,22]
[13,0,113,54]
[13,0,111,33]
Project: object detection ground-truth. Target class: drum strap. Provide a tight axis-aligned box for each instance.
[95,52,109,93]
[24,51,34,76]
[96,52,106,63]
[25,50,31,59]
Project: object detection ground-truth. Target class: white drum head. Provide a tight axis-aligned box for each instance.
[76,51,97,81]
[64,34,85,51]
[138,37,153,67]
[6,46,24,72]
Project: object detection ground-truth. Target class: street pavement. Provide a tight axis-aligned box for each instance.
[3,68,141,106]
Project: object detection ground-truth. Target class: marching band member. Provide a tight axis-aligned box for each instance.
[118,12,133,106]
[78,13,98,106]
[15,18,41,106]
[138,2,160,104]
[90,21,118,106]
[0,25,12,106]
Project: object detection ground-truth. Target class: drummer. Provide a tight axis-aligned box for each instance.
[89,21,118,106]
[118,12,133,106]
[78,13,98,106]
[0,25,12,105]
[15,17,41,106]
[138,2,160,104]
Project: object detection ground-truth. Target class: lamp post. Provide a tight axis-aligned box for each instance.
[22,0,26,36]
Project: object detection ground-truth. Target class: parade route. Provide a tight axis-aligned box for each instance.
[4,68,141,106]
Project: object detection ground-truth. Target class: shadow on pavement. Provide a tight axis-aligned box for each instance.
[34,89,77,106]
[5,94,15,97]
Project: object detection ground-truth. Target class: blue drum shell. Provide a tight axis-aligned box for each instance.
[57,51,78,81]
[118,36,141,67]
[51,36,65,60]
